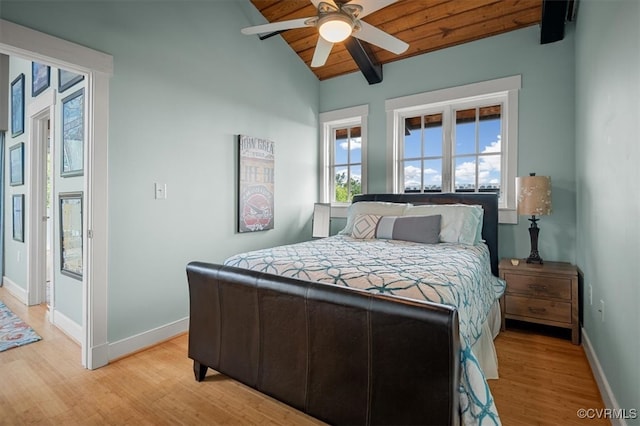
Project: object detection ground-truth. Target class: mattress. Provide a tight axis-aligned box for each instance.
[225,235,506,425]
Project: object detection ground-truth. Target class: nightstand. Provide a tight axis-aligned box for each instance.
[499,259,580,344]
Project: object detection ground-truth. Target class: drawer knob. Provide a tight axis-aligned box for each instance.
[528,284,548,292]
[528,307,547,314]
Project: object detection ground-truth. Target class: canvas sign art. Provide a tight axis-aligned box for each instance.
[237,135,274,232]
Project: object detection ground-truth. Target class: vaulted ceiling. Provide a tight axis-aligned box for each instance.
[247,0,572,83]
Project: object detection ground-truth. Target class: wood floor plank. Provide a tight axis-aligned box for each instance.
[0,287,606,425]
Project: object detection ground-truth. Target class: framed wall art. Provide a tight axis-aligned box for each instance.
[9,143,24,186]
[12,194,24,242]
[32,62,51,97]
[237,135,275,233]
[61,88,84,177]
[59,192,83,279]
[58,69,84,93]
[10,73,24,137]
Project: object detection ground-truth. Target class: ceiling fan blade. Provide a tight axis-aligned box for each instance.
[311,37,334,67]
[345,0,398,18]
[241,18,311,35]
[353,21,409,54]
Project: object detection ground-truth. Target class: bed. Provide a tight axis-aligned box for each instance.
[186,193,505,425]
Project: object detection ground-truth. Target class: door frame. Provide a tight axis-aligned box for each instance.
[0,19,113,369]
[26,91,54,309]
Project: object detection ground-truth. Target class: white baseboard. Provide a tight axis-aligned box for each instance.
[52,309,83,344]
[87,343,109,370]
[2,276,28,304]
[108,316,189,361]
[582,328,628,426]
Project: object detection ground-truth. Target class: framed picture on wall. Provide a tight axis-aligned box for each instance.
[237,135,275,233]
[12,194,24,242]
[59,192,83,280]
[9,143,24,186]
[10,73,25,137]
[58,69,84,93]
[61,88,85,177]
[32,62,51,97]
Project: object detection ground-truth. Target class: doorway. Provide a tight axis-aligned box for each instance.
[1,18,113,369]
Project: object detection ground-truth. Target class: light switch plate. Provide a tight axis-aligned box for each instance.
[154,183,167,199]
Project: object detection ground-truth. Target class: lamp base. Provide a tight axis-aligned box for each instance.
[526,252,543,264]
[526,216,544,264]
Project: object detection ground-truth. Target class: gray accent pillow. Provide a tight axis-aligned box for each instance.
[376,215,442,244]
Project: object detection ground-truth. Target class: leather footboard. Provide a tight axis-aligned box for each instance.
[186,261,460,426]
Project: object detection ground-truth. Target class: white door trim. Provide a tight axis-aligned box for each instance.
[0,18,113,369]
[26,89,55,308]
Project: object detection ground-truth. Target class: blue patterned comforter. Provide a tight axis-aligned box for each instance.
[225,235,506,425]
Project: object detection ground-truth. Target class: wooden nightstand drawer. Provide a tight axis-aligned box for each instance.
[503,273,571,300]
[506,295,572,323]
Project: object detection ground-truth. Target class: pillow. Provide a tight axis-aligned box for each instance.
[403,204,483,245]
[339,201,409,235]
[351,214,381,239]
[376,215,441,244]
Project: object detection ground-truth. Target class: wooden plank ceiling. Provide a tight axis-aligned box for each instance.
[248,0,543,81]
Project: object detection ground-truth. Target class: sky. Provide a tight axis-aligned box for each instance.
[403,116,501,190]
[331,115,502,192]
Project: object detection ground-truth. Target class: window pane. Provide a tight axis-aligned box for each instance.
[454,156,476,191]
[334,130,348,165]
[349,165,362,199]
[334,166,349,202]
[404,117,421,159]
[423,159,442,192]
[478,154,501,193]
[350,126,362,164]
[479,105,501,154]
[424,113,442,157]
[403,160,422,192]
[455,108,476,155]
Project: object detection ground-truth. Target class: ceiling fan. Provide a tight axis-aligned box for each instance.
[241,0,409,68]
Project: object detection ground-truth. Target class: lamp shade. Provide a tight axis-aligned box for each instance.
[516,175,552,216]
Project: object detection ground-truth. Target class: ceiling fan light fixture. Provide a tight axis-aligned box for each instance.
[318,14,353,43]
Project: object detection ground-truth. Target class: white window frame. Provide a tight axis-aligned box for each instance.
[385,76,520,224]
[319,105,368,216]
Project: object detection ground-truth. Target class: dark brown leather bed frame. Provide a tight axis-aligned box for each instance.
[186,193,499,425]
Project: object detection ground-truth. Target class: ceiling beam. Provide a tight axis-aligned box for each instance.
[540,0,569,44]
[344,37,383,85]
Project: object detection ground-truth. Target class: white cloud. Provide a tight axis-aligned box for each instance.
[404,165,442,187]
[339,137,362,150]
[455,135,501,185]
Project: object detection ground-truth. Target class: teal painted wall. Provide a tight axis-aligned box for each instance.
[575,0,640,418]
[320,25,577,263]
[1,1,320,342]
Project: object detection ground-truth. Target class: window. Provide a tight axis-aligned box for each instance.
[386,76,520,223]
[320,105,368,205]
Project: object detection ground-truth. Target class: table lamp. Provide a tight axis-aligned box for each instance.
[516,173,552,264]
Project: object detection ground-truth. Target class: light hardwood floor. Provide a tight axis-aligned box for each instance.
[0,287,607,425]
